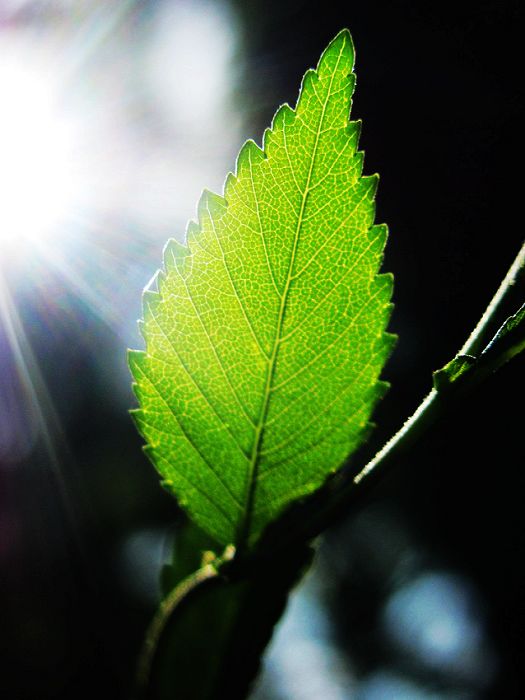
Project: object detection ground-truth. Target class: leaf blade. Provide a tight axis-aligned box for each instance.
[131,29,394,547]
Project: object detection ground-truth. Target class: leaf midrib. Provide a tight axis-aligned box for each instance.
[238,41,346,546]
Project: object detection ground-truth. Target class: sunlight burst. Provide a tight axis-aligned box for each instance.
[0,58,76,255]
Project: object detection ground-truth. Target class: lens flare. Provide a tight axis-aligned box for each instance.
[0,0,242,434]
[0,58,77,257]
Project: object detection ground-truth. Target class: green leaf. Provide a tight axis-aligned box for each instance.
[481,302,525,368]
[129,29,394,548]
[433,354,477,391]
[432,302,525,393]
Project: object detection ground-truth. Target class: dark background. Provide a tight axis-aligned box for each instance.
[1,1,524,698]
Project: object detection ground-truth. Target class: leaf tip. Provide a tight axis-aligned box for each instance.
[319,28,355,74]
[223,171,237,199]
[383,330,398,356]
[236,139,266,179]
[142,269,161,297]
[143,290,161,320]
[129,406,143,428]
[198,188,227,220]
[163,237,190,272]
[335,27,353,49]
[128,348,145,373]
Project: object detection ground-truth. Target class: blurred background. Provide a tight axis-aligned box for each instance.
[0,1,524,698]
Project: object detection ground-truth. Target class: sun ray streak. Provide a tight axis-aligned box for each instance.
[0,273,95,567]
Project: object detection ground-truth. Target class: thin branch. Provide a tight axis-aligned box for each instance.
[137,545,235,694]
[353,388,437,485]
[459,240,525,356]
[353,239,525,488]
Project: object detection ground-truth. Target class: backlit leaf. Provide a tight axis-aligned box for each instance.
[130,29,394,548]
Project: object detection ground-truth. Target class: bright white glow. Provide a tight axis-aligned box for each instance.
[132,0,241,236]
[383,571,481,666]
[382,570,496,686]
[358,670,442,700]
[0,56,76,254]
[146,0,238,132]
[252,572,357,700]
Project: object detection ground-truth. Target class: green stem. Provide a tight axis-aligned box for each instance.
[137,563,218,693]
[353,387,437,485]
[458,240,525,356]
[353,239,525,488]
[137,545,236,694]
